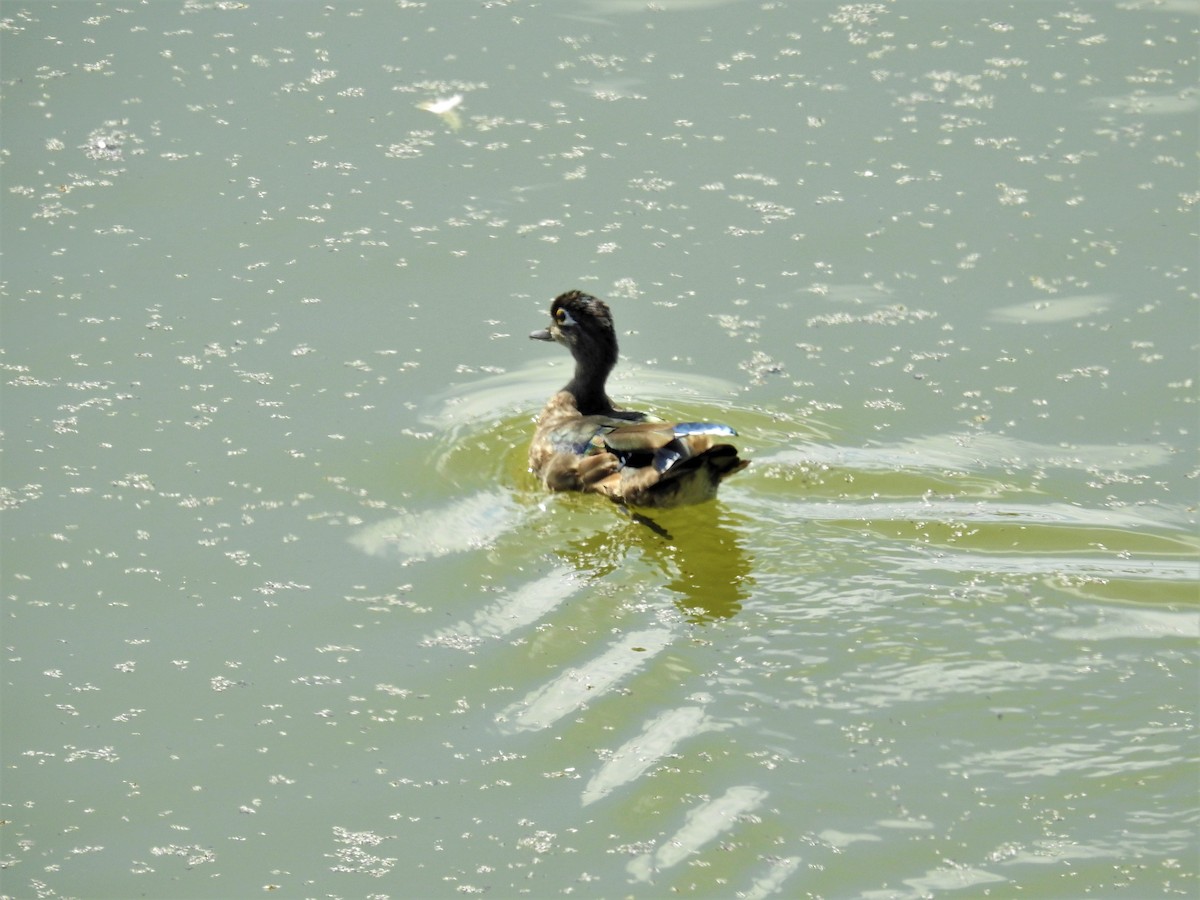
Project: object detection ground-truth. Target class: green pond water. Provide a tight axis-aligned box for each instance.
[1,1,1196,897]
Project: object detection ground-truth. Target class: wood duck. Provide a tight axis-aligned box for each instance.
[529,290,748,508]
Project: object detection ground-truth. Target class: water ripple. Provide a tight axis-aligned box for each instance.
[496,628,674,734]
[626,785,770,883]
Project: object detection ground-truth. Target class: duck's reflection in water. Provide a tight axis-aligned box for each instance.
[553,502,754,622]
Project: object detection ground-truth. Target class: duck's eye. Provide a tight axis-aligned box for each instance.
[554,308,575,326]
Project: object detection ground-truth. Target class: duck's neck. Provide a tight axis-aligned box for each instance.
[566,347,618,415]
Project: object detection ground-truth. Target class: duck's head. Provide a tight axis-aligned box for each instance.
[530,290,618,372]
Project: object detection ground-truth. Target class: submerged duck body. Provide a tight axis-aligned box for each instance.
[529,290,747,508]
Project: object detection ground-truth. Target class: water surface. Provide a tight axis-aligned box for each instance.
[1,1,1196,897]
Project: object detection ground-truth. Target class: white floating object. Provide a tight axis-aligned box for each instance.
[417,94,464,130]
[418,93,463,115]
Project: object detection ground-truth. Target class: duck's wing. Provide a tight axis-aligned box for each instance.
[541,417,734,460]
[602,421,736,452]
[600,421,738,475]
[587,420,746,507]
[537,414,646,456]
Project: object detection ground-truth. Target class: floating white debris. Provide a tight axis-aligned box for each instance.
[418,94,462,115]
[417,94,464,130]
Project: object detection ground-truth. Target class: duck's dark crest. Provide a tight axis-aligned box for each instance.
[528,290,747,508]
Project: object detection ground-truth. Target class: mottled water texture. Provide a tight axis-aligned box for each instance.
[1,1,1196,897]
